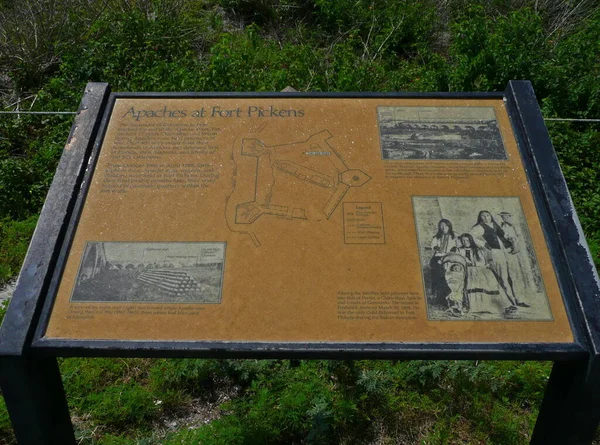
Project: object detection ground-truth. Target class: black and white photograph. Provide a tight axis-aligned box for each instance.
[412,196,552,320]
[378,106,507,160]
[71,242,225,303]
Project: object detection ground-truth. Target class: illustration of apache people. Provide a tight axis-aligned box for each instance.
[455,233,514,316]
[429,219,458,302]
[499,210,536,299]
[470,210,530,309]
[414,196,552,321]
[441,253,467,316]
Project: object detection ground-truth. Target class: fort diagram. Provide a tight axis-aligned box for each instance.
[226,130,371,246]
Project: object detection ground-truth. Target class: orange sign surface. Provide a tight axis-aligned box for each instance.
[44,97,573,344]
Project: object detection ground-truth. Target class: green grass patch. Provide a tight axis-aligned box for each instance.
[0,215,37,286]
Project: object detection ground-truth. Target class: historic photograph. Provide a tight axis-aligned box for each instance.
[378,106,507,160]
[71,242,225,303]
[412,196,552,320]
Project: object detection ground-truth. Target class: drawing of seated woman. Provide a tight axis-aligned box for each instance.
[455,233,515,316]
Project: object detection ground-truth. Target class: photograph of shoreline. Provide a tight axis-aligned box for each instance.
[378,106,507,160]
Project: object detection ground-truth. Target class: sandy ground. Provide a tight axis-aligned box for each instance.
[0,279,15,302]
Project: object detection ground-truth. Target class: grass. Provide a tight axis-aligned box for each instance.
[61,358,553,444]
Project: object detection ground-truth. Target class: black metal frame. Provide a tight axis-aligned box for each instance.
[0,82,111,445]
[0,81,598,444]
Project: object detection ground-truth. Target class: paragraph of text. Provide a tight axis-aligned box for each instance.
[385,162,511,180]
[337,291,420,320]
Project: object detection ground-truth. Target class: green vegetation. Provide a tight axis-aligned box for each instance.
[12,358,551,444]
[0,0,599,443]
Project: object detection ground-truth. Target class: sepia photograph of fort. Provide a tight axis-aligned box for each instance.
[70,242,225,304]
[377,106,507,160]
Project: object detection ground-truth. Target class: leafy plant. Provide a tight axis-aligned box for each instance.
[0,215,37,285]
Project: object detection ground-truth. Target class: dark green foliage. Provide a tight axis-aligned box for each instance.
[447,6,552,94]
[53,358,547,443]
[219,0,313,29]
[204,28,322,91]
[150,358,224,395]
[51,10,212,93]
[61,358,159,431]
[0,215,37,285]
[542,10,600,119]
[85,383,157,429]
[165,416,245,445]
[0,0,108,90]
[158,360,546,444]
[0,115,72,220]
[0,394,14,444]
[313,0,438,55]
[547,124,600,262]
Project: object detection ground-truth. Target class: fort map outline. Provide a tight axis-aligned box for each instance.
[226,130,371,246]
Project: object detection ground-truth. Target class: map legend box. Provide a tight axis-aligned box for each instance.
[343,202,385,244]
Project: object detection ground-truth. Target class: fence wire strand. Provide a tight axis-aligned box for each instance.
[0,111,599,122]
[0,111,77,115]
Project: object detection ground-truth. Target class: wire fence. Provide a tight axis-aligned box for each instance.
[544,118,600,122]
[0,111,77,115]
[0,111,599,122]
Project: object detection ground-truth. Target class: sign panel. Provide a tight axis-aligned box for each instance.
[43,97,573,344]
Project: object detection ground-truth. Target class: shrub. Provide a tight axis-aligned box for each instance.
[0,216,37,285]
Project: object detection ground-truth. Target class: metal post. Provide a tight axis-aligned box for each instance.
[531,357,600,444]
[0,83,111,443]
[504,80,600,445]
[0,357,75,444]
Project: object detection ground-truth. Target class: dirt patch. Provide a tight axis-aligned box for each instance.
[156,380,242,433]
[0,279,16,302]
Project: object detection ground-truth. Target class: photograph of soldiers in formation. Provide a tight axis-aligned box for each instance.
[413,196,552,320]
[377,106,507,160]
[71,242,225,303]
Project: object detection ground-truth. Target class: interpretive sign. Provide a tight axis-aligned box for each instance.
[39,96,573,344]
[1,83,599,445]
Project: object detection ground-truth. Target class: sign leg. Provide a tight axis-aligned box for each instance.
[0,356,75,445]
[531,358,600,445]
